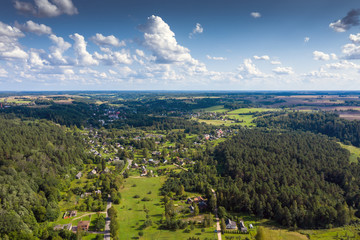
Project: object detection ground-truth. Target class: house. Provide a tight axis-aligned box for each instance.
[94,189,102,195]
[225,219,238,230]
[70,210,77,217]
[89,169,97,176]
[77,221,90,231]
[101,168,110,174]
[193,196,204,203]
[75,172,82,179]
[186,198,193,204]
[198,200,208,209]
[249,223,254,229]
[239,220,248,233]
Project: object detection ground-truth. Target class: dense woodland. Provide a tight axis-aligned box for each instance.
[0,118,87,239]
[256,112,360,147]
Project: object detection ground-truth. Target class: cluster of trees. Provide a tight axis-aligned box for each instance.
[214,130,358,228]
[256,111,360,147]
[0,118,88,238]
[108,206,119,240]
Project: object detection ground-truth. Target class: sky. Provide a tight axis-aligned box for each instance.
[0,0,360,91]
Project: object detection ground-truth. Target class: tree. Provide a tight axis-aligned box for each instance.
[193,204,199,216]
[94,214,106,231]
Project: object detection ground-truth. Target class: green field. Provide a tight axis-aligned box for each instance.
[194,105,229,113]
[227,107,278,114]
[115,175,217,240]
[339,143,360,164]
[227,114,256,126]
[300,225,360,239]
[196,119,242,126]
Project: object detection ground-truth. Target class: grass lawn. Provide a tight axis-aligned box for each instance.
[299,225,360,239]
[338,142,360,164]
[115,175,217,240]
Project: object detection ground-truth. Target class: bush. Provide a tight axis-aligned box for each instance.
[133,194,140,198]
[141,197,151,201]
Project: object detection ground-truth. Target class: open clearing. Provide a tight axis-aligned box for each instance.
[339,143,360,164]
[115,175,217,240]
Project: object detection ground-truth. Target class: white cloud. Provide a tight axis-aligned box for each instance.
[189,23,203,38]
[313,51,331,61]
[303,68,340,78]
[206,55,226,61]
[138,15,206,76]
[250,12,261,18]
[14,0,78,18]
[1,46,28,59]
[329,20,348,33]
[304,37,310,43]
[90,33,125,47]
[342,43,360,59]
[135,49,145,57]
[273,66,294,75]
[0,22,28,60]
[329,9,360,32]
[94,47,132,65]
[69,33,99,66]
[15,20,52,35]
[325,60,360,70]
[253,55,270,61]
[48,34,71,64]
[350,33,360,44]
[0,68,8,77]
[237,58,264,77]
[29,49,48,67]
[271,60,281,65]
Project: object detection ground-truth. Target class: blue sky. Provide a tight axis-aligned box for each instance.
[0,0,360,90]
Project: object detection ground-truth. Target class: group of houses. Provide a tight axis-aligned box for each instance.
[53,221,90,232]
[225,219,253,233]
[63,210,77,219]
[186,196,208,212]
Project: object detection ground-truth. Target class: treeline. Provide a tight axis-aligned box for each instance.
[0,118,88,239]
[255,111,360,147]
[214,130,359,228]
[0,102,96,127]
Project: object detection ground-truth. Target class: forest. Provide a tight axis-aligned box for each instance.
[0,118,88,239]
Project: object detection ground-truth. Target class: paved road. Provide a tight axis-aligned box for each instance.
[211,189,222,240]
[104,194,112,240]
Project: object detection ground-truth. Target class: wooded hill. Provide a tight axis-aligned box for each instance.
[0,118,87,239]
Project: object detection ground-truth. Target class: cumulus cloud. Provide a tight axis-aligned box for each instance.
[273,66,294,75]
[189,23,203,38]
[342,43,360,59]
[250,12,261,18]
[90,33,125,47]
[304,37,310,43]
[206,55,226,61]
[237,59,264,78]
[303,68,340,78]
[93,47,132,65]
[0,68,8,77]
[135,49,145,57]
[29,49,48,67]
[138,15,206,75]
[69,33,98,66]
[329,9,360,32]
[313,51,336,61]
[14,0,78,18]
[253,55,270,61]
[15,20,52,35]
[0,21,28,60]
[48,34,71,64]
[326,60,360,70]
